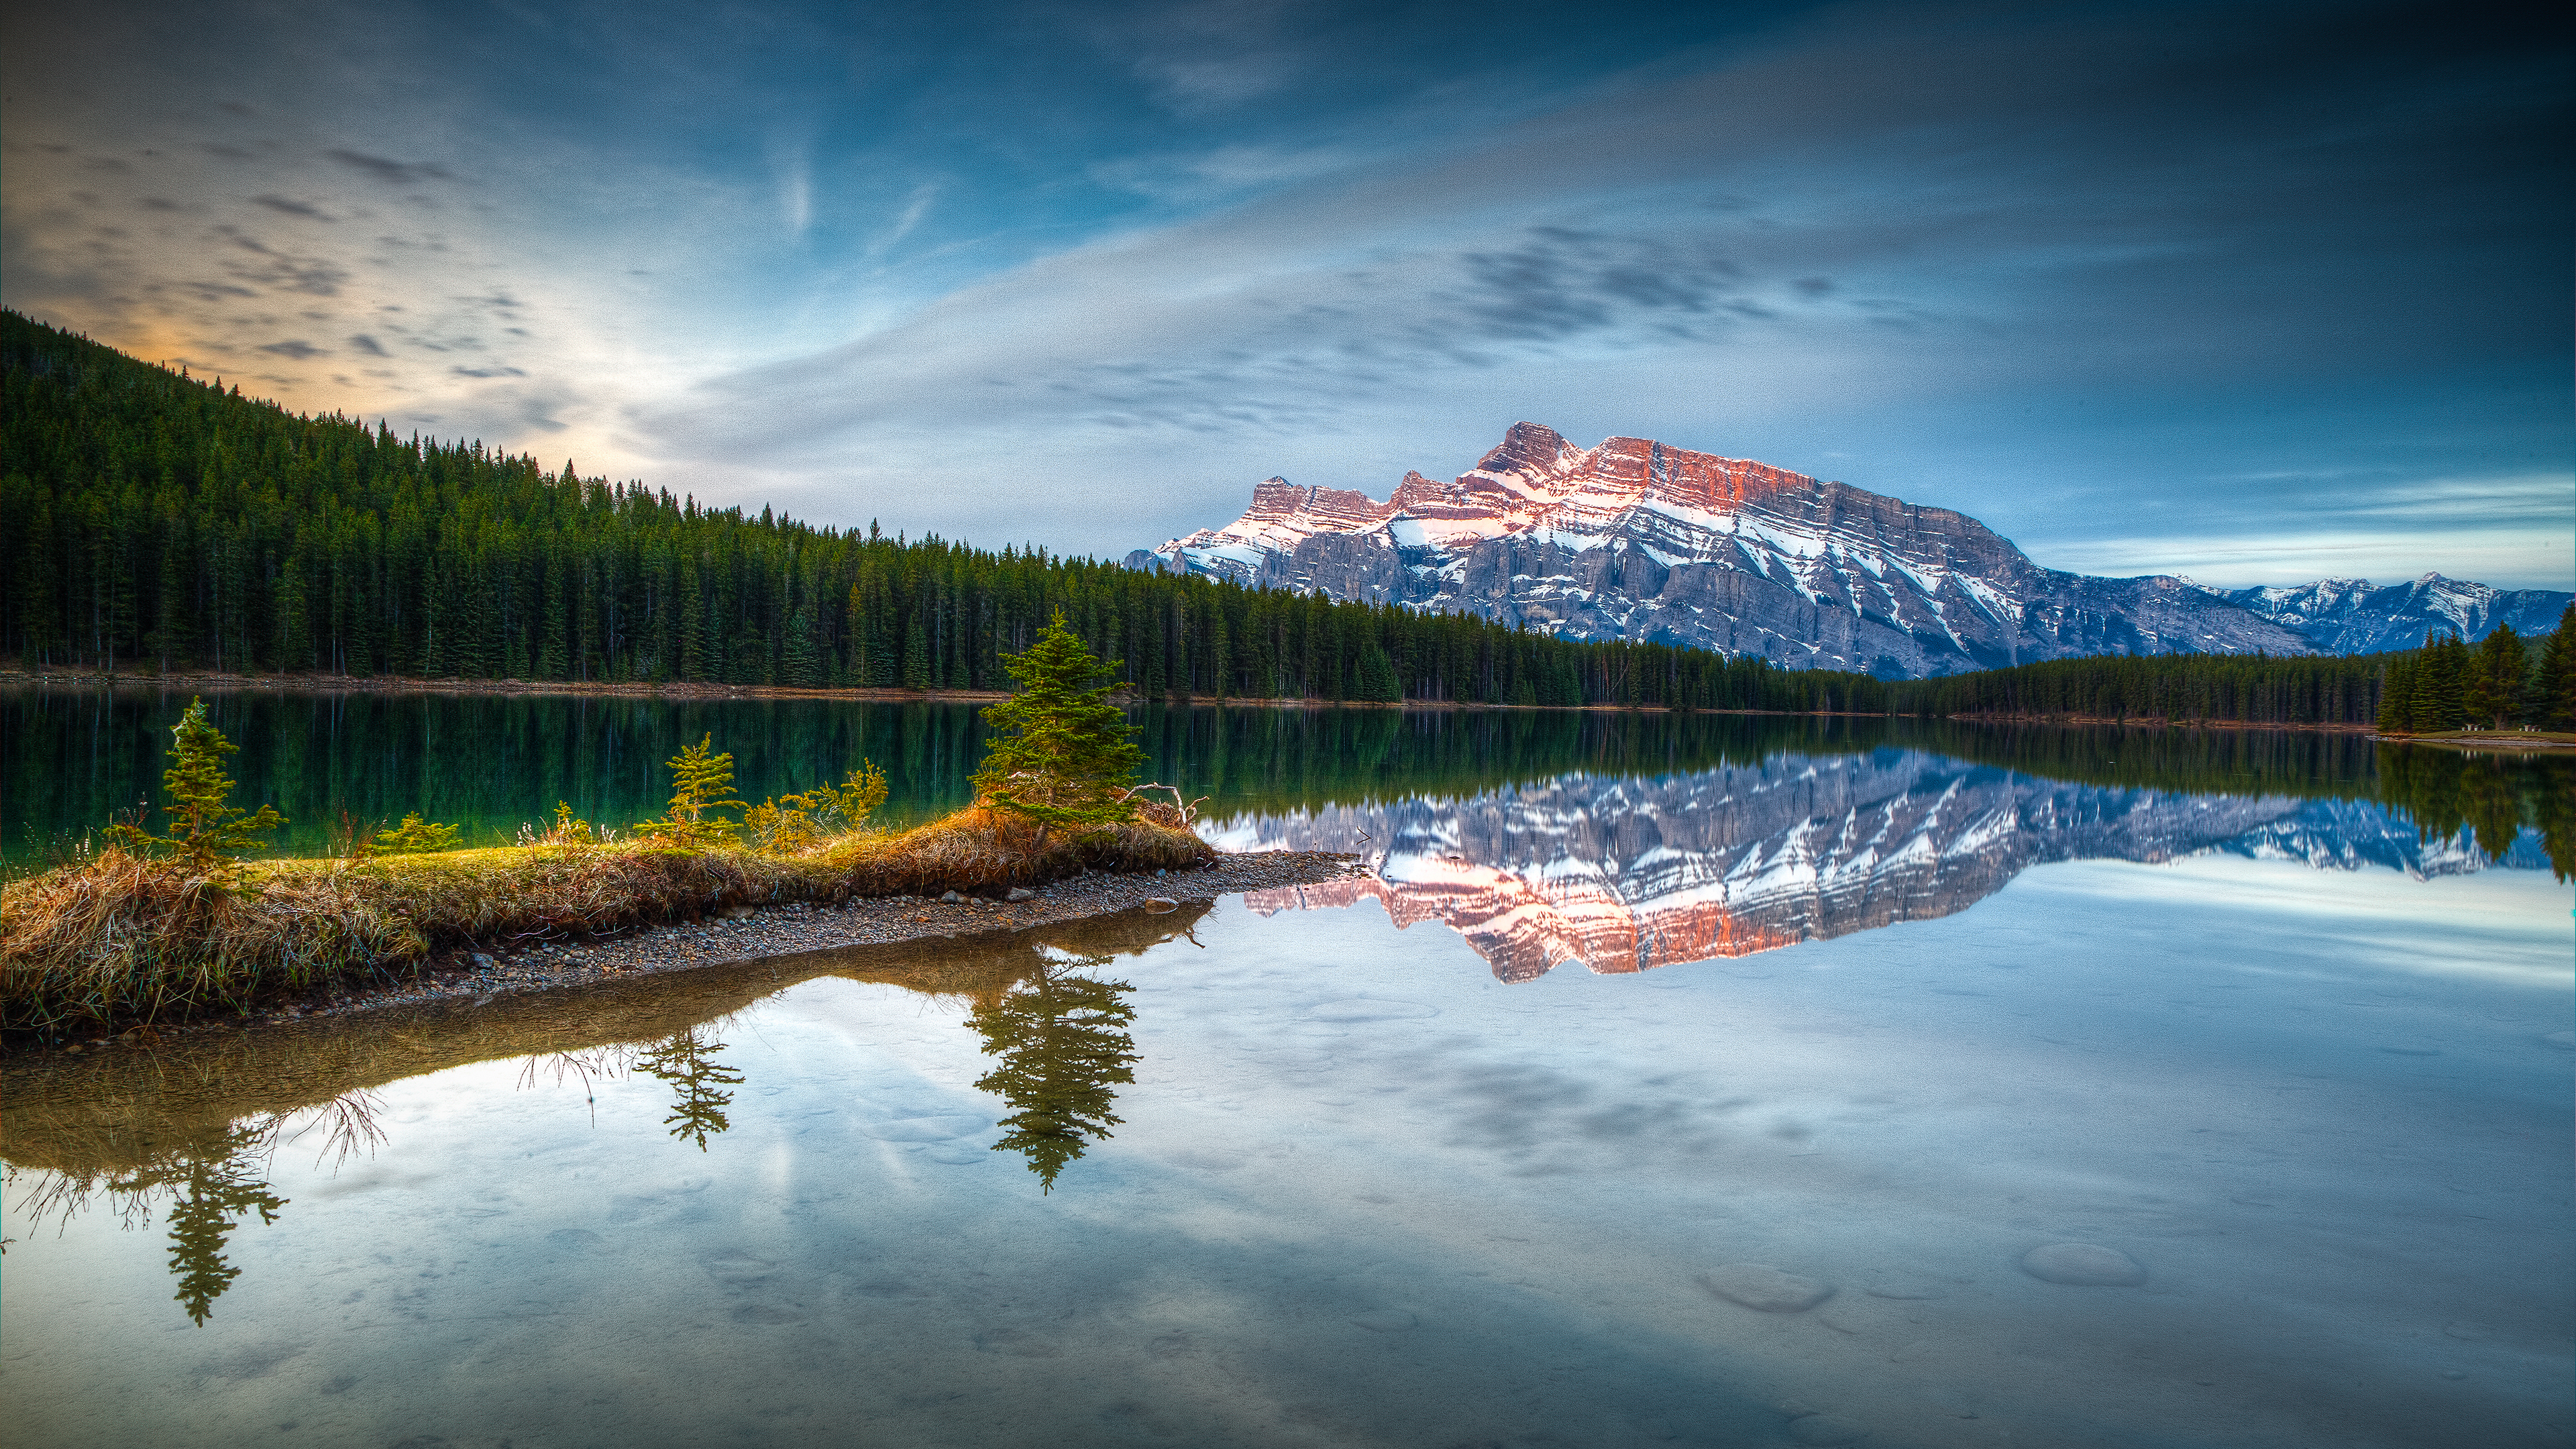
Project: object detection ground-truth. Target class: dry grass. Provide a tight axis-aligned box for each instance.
[0,807,1211,1036]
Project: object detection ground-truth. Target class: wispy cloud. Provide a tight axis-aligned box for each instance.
[864,182,938,260]
[252,194,333,220]
[326,150,453,185]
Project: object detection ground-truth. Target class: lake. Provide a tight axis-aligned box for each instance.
[3,688,2569,1448]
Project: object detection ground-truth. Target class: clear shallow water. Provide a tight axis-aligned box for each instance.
[4,728,2571,1448]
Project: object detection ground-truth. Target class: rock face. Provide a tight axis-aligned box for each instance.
[1215,759,2531,984]
[1133,423,2316,678]
[2204,575,2573,654]
[1132,423,2571,677]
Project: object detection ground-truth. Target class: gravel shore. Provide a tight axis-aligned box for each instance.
[173,849,1364,1032]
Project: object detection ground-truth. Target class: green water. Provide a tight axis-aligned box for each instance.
[2,683,2564,870]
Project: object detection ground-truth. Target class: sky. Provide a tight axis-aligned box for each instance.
[4,0,2568,590]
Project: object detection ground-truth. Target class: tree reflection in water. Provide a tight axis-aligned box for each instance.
[969,955,1141,1191]
[9,1091,384,1326]
[635,1027,745,1150]
[155,1134,288,1325]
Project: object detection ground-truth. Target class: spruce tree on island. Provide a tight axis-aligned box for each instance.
[972,612,1146,837]
[105,697,288,873]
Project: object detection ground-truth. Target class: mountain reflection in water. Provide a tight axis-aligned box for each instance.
[1220,750,2565,981]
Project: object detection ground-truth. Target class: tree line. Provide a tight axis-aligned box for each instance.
[1880,622,2573,731]
[7,309,2571,728]
[2374,622,2576,733]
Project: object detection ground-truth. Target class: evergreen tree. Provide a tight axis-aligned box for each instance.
[901,609,930,690]
[105,697,288,871]
[784,606,823,688]
[2465,625,2526,729]
[635,734,745,850]
[679,566,710,682]
[971,612,1146,835]
[2538,604,2576,730]
[2419,633,2469,730]
[2375,654,2416,734]
[1353,641,1402,702]
[374,813,462,853]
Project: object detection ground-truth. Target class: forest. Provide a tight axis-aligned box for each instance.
[5,309,2569,727]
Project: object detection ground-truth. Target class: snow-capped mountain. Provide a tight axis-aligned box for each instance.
[1212,757,2533,983]
[2202,575,2571,654]
[1130,423,2564,677]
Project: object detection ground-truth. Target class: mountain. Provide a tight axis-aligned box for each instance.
[1132,423,2562,678]
[1213,757,2538,983]
[2202,575,2572,654]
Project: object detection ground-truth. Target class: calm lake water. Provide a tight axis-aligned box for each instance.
[3,689,2570,1448]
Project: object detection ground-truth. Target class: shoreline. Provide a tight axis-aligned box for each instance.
[2365,731,2576,752]
[1,668,2403,729]
[16,849,1362,1055]
[1936,712,2379,733]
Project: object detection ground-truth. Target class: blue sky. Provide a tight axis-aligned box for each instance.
[4,0,2567,588]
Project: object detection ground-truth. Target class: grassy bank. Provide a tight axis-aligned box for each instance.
[0,808,1210,1037]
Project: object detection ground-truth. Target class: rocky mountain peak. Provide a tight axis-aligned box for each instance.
[1473,421,1578,478]
[1138,425,2563,676]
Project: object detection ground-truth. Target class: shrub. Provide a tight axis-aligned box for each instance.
[742,763,889,856]
[374,814,463,854]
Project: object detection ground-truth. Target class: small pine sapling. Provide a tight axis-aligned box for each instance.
[636,734,746,851]
[374,814,464,853]
[539,801,598,847]
[744,761,890,855]
[103,697,288,874]
[810,761,890,833]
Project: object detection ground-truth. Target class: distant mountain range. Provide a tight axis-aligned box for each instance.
[2202,575,2568,655]
[1130,423,2569,678]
